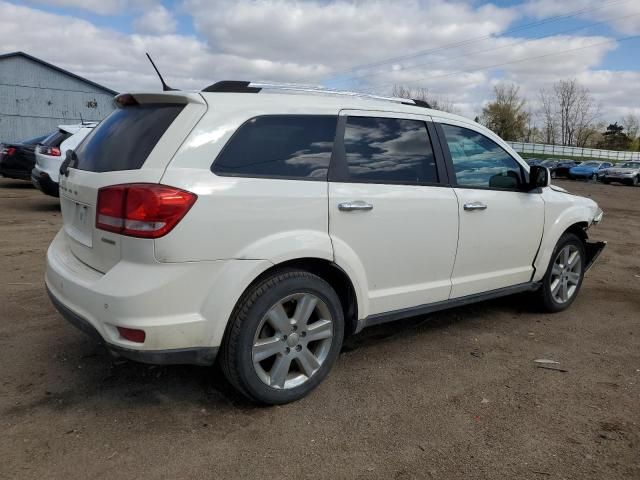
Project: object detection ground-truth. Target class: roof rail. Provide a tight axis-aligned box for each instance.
[201,80,432,108]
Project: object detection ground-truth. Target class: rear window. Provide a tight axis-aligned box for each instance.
[74,104,184,172]
[212,115,337,180]
[41,130,72,147]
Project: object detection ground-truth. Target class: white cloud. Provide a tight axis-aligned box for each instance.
[133,5,177,35]
[1,0,638,123]
[24,0,156,15]
[523,0,640,34]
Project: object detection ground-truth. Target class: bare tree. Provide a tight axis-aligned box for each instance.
[553,79,600,147]
[623,113,639,140]
[391,85,459,114]
[538,88,557,144]
[479,83,530,141]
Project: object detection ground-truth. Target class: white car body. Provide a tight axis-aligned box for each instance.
[45,87,604,374]
[32,123,96,196]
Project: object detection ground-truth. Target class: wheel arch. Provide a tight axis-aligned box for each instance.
[230,257,361,338]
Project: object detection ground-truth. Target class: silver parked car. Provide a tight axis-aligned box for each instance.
[601,161,640,186]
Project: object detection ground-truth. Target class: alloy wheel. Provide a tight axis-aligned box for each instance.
[252,293,333,389]
[550,245,582,304]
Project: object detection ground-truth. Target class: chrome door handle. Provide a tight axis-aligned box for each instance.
[463,202,487,211]
[338,201,373,212]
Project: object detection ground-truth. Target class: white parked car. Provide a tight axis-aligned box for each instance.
[32,123,97,197]
[46,84,606,404]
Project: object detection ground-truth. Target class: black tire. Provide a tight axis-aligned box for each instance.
[219,270,344,405]
[533,233,586,313]
[602,179,610,185]
[632,176,639,186]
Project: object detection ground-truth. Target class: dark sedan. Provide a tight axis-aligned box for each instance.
[549,159,581,179]
[0,134,48,180]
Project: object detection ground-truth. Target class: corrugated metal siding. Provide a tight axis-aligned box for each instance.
[0,56,116,142]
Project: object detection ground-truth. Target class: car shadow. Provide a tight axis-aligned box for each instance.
[4,294,533,414]
[0,180,34,189]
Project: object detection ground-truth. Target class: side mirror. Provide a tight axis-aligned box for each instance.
[528,165,550,190]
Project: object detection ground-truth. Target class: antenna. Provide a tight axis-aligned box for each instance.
[145,53,177,92]
[79,112,84,124]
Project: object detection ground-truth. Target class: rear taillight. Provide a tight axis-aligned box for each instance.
[2,147,16,156]
[96,183,197,239]
[39,146,61,156]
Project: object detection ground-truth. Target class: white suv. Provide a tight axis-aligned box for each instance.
[46,83,606,404]
[32,123,97,197]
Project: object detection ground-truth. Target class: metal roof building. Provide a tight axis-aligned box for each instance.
[0,52,117,142]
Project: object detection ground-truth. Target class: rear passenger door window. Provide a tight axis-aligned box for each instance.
[213,115,337,180]
[342,116,438,184]
[440,124,523,190]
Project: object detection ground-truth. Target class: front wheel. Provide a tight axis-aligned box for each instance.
[632,176,639,186]
[533,233,585,313]
[219,270,344,404]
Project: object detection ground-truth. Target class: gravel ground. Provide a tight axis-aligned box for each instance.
[0,178,638,480]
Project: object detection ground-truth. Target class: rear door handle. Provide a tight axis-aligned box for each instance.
[463,202,487,211]
[338,201,374,212]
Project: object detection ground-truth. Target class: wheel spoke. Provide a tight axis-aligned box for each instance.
[306,319,333,342]
[551,278,561,295]
[552,264,563,277]
[560,278,568,302]
[293,294,318,326]
[267,303,291,334]
[562,247,570,267]
[253,336,283,363]
[269,355,292,388]
[568,250,580,268]
[296,349,321,377]
[567,271,581,284]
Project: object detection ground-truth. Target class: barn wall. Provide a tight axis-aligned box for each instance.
[0,56,116,142]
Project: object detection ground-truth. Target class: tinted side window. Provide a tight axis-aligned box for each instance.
[343,116,437,184]
[441,124,522,190]
[213,115,337,180]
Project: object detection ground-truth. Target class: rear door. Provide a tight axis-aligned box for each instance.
[435,120,544,298]
[328,110,458,317]
[59,93,206,272]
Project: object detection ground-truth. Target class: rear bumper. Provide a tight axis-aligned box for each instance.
[31,167,59,197]
[602,175,636,183]
[45,229,271,365]
[0,167,31,180]
[47,285,218,365]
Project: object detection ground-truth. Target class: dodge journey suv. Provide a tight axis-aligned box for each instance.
[46,82,606,404]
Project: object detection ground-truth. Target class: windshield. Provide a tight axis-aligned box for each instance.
[581,161,600,167]
[541,160,556,166]
[620,162,640,168]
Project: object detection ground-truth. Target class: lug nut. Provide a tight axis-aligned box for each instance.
[285,347,291,354]
[292,325,298,331]
[282,335,287,341]
[301,331,307,337]
[295,345,302,352]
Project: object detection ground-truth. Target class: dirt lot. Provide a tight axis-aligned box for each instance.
[0,178,638,480]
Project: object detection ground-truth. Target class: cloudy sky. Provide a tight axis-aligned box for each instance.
[2,0,639,121]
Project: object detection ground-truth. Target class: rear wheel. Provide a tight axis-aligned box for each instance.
[219,270,344,404]
[534,233,585,313]
[632,176,639,186]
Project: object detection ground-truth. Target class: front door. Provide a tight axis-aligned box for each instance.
[436,121,545,298]
[329,111,459,316]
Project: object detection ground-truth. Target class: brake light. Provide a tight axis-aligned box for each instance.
[117,327,146,343]
[39,146,61,156]
[2,147,16,156]
[96,183,197,238]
